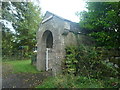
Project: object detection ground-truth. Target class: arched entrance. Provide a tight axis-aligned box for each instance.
[41,30,53,71]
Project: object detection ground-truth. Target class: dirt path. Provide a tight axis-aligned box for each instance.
[2,63,52,88]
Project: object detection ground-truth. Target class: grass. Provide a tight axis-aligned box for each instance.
[36,74,120,88]
[36,74,104,88]
[3,59,119,88]
[3,60,40,73]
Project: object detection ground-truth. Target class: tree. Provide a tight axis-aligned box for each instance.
[1,2,16,57]
[12,2,42,52]
[1,2,42,58]
[78,2,120,49]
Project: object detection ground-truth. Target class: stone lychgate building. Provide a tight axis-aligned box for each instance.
[36,11,93,75]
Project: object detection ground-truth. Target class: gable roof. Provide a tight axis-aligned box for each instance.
[43,11,77,23]
[41,11,85,34]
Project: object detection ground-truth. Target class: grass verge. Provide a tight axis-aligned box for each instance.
[3,60,40,73]
[36,74,104,88]
[36,74,120,88]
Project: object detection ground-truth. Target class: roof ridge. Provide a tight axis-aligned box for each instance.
[46,11,77,23]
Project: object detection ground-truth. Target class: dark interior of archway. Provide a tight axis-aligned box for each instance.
[46,33,53,48]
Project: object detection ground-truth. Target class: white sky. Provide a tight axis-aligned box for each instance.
[40,0,87,22]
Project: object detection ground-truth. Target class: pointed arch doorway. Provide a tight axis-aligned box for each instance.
[41,30,53,71]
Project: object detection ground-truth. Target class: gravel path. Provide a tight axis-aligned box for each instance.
[2,63,52,88]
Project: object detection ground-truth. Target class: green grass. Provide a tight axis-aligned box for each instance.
[36,74,120,88]
[36,75,104,88]
[3,60,40,73]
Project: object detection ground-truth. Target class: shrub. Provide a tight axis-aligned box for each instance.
[64,45,119,79]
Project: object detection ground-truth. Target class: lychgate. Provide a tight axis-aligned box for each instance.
[36,11,93,76]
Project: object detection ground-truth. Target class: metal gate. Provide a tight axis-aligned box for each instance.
[46,48,52,71]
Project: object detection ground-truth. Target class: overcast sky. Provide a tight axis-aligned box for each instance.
[1,0,87,32]
[40,0,87,22]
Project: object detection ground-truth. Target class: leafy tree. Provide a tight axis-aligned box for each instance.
[1,2,42,58]
[2,26,15,56]
[78,2,120,49]
[1,2,16,57]
[12,2,42,52]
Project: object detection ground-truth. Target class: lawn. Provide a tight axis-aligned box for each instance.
[3,60,40,73]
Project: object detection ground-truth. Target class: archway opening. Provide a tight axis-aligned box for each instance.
[41,30,53,71]
[42,30,53,48]
[46,32,53,48]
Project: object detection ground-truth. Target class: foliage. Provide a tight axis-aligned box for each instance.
[78,2,120,49]
[64,45,119,79]
[3,60,40,73]
[1,2,42,59]
[102,77,120,88]
[36,74,120,88]
[64,46,78,74]
[12,2,42,51]
[2,27,15,56]
[36,74,104,88]
[89,31,120,49]
[75,2,120,87]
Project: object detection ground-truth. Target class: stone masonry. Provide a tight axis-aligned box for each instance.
[36,11,93,76]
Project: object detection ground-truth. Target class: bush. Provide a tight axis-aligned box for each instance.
[102,77,120,88]
[63,45,119,79]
